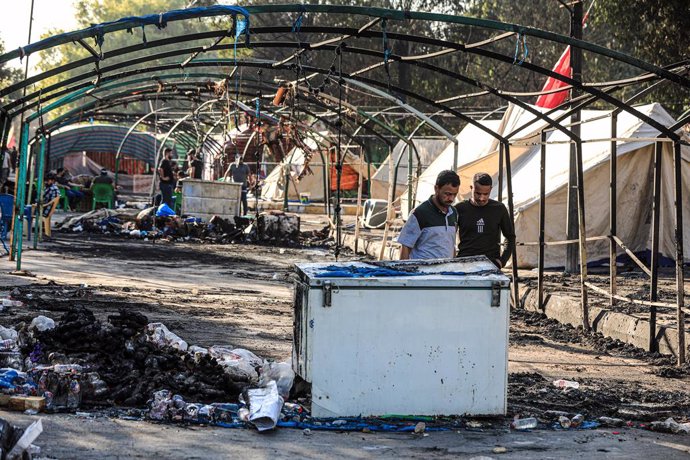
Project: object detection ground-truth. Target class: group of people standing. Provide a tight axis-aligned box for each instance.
[398,170,515,267]
[157,148,204,209]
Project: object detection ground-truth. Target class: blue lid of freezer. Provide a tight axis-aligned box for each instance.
[295,256,510,287]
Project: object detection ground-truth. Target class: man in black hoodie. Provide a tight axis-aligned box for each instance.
[455,172,515,268]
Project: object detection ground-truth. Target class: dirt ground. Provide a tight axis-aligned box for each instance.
[1,233,690,459]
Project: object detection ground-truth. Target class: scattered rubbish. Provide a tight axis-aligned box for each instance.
[649,417,690,434]
[209,347,261,384]
[145,323,189,351]
[6,418,43,460]
[259,361,295,399]
[599,416,626,427]
[414,422,426,434]
[570,414,584,428]
[552,379,580,390]
[493,447,507,454]
[511,417,538,430]
[245,381,284,432]
[2,299,23,307]
[303,428,312,436]
[29,315,56,332]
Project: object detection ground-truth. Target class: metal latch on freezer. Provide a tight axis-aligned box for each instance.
[491,282,501,307]
[323,281,339,307]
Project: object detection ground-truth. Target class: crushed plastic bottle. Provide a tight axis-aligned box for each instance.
[67,379,82,409]
[511,417,538,430]
[53,364,84,374]
[558,416,571,428]
[570,414,584,428]
[599,416,625,427]
[552,379,580,390]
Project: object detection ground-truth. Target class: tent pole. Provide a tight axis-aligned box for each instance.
[609,114,618,306]
[34,137,46,248]
[538,131,546,311]
[649,141,662,352]
[452,141,458,172]
[407,140,413,216]
[380,143,395,261]
[354,149,364,254]
[504,142,519,309]
[14,122,30,270]
[498,142,504,202]
[321,149,328,214]
[575,138,590,333]
[673,141,686,365]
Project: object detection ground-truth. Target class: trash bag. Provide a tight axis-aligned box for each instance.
[208,347,261,384]
[259,361,295,399]
[155,203,176,217]
[145,323,188,351]
[29,316,56,332]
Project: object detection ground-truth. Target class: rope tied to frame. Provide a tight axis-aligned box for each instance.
[291,11,304,34]
[382,19,392,92]
[513,32,528,66]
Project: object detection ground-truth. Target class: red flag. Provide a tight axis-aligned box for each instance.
[535,46,572,108]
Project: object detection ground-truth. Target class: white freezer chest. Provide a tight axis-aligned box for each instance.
[292,256,511,418]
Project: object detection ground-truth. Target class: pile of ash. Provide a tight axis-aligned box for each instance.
[22,307,245,407]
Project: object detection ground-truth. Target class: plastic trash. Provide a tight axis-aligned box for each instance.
[570,414,584,428]
[598,416,625,427]
[67,379,82,409]
[0,326,18,342]
[2,299,23,307]
[0,369,20,389]
[148,390,173,421]
[145,323,188,352]
[29,316,56,332]
[649,417,690,434]
[156,203,176,217]
[511,417,538,430]
[246,380,284,432]
[208,347,261,383]
[259,361,295,399]
[7,419,43,460]
[552,379,580,390]
[558,416,571,428]
[53,364,84,374]
[0,339,15,351]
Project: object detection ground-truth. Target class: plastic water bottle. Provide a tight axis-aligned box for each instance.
[67,379,81,409]
[552,379,580,390]
[511,417,538,430]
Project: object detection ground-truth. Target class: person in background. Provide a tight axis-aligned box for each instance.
[158,148,175,208]
[229,153,252,215]
[92,168,113,185]
[455,172,515,268]
[397,170,460,260]
[0,147,10,191]
[190,152,203,180]
[56,167,85,210]
[40,173,60,217]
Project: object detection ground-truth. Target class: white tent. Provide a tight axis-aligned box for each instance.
[502,103,690,268]
[370,138,449,200]
[261,137,368,202]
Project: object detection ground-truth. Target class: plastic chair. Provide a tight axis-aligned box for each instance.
[23,206,32,241]
[92,183,115,210]
[0,194,13,253]
[173,191,182,215]
[58,187,70,211]
[40,197,60,238]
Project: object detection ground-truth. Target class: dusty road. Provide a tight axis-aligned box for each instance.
[1,234,689,458]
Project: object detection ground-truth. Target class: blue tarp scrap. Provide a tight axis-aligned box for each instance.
[313,265,499,278]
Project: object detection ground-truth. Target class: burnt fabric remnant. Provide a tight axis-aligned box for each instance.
[23,308,245,406]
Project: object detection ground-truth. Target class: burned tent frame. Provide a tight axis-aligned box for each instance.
[1,4,689,363]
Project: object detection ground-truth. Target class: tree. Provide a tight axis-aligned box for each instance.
[0,39,24,103]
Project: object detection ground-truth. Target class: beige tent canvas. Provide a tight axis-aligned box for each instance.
[502,103,690,268]
[370,138,449,201]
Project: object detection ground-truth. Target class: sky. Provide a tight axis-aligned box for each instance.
[1,0,78,70]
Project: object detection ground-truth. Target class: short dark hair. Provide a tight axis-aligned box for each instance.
[473,172,492,187]
[164,147,173,154]
[436,170,460,188]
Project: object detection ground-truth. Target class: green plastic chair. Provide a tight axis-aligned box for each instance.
[58,187,70,211]
[92,183,115,210]
[173,191,182,214]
